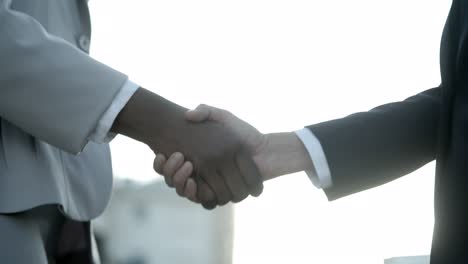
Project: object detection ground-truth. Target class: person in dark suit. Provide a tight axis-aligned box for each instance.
[155,1,468,263]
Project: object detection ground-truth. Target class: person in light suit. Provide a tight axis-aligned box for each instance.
[155,1,468,263]
[0,0,263,263]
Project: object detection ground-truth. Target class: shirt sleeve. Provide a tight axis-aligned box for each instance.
[295,128,333,189]
[88,79,140,143]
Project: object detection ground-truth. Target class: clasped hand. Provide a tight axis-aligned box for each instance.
[112,89,265,209]
[153,104,268,209]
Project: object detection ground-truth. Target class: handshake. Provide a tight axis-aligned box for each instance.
[112,88,312,209]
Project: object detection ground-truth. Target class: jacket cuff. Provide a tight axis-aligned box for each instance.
[88,79,140,143]
[295,128,333,189]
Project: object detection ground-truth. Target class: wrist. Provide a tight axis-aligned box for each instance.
[254,132,314,181]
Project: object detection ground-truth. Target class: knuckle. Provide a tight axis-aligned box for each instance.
[216,192,231,206]
[251,185,263,197]
[164,176,174,187]
[162,164,175,176]
[221,109,231,117]
[176,187,184,197]
[153,158,161,170]
[232,191,248,203]
[232,197,242,203]
[218,198,230,206]
[199,194,213,204]
[202,203,216,210]
[231,196,242,203]
[173,177,185,189]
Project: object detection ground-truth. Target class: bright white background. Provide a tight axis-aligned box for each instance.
[89,1,452,263]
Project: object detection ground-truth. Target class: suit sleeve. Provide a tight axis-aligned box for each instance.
[307,87,441,201]
[0,2,128,154]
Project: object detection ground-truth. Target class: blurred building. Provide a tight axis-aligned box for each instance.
[94,179,234,264]
[385,256,430,264]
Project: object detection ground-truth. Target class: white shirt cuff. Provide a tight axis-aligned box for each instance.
[88,79,140,143]
[295,128,333,189]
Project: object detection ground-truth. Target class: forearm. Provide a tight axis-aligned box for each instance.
[310,87,441,200]
[111,87,188,151]
[257,132,315,180]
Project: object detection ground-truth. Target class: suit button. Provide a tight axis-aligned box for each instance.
[78,35,90,52]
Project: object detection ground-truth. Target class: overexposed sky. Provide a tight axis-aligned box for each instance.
[89,1,452,263]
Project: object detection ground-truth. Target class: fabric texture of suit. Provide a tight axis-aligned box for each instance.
[308,1,468,263]
[0,0,124,221]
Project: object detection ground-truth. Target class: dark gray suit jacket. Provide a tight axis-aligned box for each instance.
[0,0,127,221]
[308,1,468,263]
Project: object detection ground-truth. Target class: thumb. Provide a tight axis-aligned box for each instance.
[185,104,211,122]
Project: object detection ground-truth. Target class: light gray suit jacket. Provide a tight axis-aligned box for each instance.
[0,0,127,221]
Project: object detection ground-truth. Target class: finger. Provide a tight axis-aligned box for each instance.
[197,178,217,210]
[236,151,264,197]
[162,152,184,187]
[220,162,249,203]
[202,169,232,206]
[184,178,199,203]
[153,154,167,175]
[185,104,211,122]
[173,161,194,196]
[185,104,230,122]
